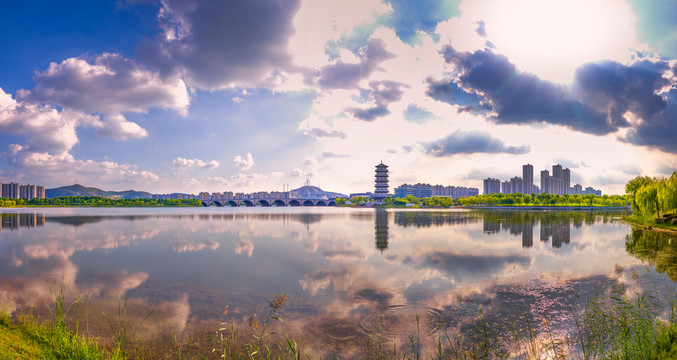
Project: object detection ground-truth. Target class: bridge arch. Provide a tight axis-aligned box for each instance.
[316,200,327,206]
[328,201,335,206]
[226,200,237,207]
[201,201,211,207]
[242,200,255,207]
[256,200,271,207]
[302,200,315,206]
[273,200,286,207]
[289,200,301,207]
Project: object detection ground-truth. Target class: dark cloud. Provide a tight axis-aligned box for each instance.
[435,44,677,153]
[350,106,390,121]
[403,104,439,124]
[349,80,407,121]
[316,39,395,89]
[423,130,530,157]
[622,89,677,153]
[425,78,481,107]
[137,0,301,89]
[303,128,347,139]
[442,46,617,135]
[474,20,487,37]
[573,60,669,128]
[321,152,351,158]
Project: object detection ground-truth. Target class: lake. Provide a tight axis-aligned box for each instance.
[0,207,675,357]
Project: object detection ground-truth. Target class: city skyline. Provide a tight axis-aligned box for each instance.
[1,1,677,195]
[483,163,602,196]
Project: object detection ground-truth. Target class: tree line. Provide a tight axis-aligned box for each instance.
[0,198,27,207]
[625,172,677,218]
[26,196,202,207]
[339,193,630,208]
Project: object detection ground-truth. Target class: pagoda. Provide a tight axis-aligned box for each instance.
[374,161,389,199]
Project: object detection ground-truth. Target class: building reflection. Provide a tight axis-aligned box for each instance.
[522,223,533,248]
[540,220,571,248]
[1,213,45,230]
[375,209,389,253]
[482,211,578,248]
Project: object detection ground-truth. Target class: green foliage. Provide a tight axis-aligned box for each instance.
[340,193,630,208]
[626,172,677,218]
[26,196,201,207]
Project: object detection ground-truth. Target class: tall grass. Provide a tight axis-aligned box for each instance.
[2,274,675,359]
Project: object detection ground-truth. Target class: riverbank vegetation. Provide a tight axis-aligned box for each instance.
[624,172,677,231]
[340,193,630,208]
[3,271,676,359]
[25,196,201,207]
[0,197,27,207]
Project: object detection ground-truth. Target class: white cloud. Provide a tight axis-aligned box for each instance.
[0,87,96,154]
[173,157,220,169]
[18,53,189,115]
[2,145,159,188]
[233,152,254,171]
[16,53,189,140]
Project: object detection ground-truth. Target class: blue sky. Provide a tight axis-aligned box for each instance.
[1,0,676,194]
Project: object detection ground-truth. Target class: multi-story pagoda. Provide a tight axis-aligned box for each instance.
[374,161,389,199]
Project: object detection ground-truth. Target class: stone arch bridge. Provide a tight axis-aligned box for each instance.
[201,198,336,207]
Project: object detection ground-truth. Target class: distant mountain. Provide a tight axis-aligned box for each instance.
[46,184,153,199]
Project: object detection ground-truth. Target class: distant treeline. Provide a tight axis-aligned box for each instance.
[340,193,631,208]
[26,196,201,207]
[626,172,677,218]
[0,198,27,207]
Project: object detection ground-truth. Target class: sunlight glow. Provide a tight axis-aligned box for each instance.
[473,0,641,83]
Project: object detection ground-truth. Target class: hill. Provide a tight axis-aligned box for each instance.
[46,184,153,199]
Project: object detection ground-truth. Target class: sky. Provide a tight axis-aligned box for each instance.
[1,0,677,195]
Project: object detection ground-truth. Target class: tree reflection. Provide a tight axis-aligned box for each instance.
[625,228,677,281]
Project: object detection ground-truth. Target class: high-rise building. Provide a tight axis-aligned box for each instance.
[507,176,522,194]
[2,182,19,199]
[522,164,533,194]
[36,185,45,199]
[483,178,501,194]
[374,162,389,198]
[501,180,510,194]
[573,184,582,195]
[562,168,571,195]
[552,164,563,195]
[540,170,550,195]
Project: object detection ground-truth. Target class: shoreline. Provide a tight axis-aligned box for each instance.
[462,206,631,211]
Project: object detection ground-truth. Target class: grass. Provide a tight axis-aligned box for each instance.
[622,213,677,232]
[1,274,676,359]
[0,303,120,360]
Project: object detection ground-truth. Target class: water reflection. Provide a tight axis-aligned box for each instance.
[1,213,45,230]
[481,211,580,248]
[375,209,389,253]
[0,208,672,358]
[625,227,677,281]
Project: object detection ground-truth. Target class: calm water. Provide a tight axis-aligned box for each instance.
[0,207,675,357]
